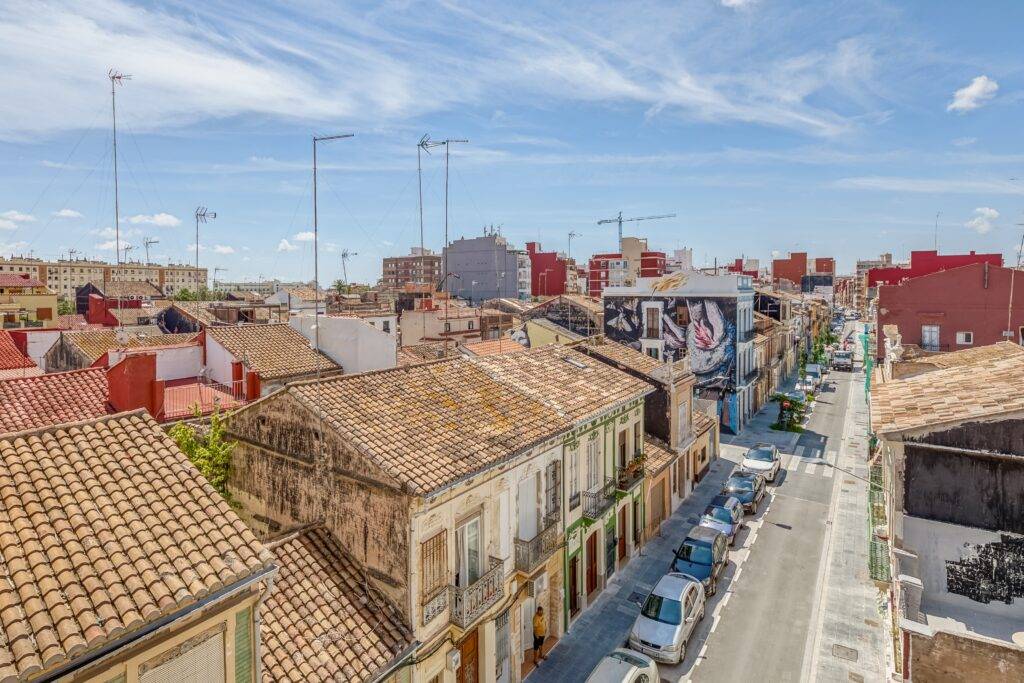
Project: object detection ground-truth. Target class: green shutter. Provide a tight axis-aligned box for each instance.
[235,607,253,683]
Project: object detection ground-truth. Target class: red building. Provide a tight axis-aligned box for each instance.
[868,250,1003,287]
[727,258,759,278]
[877,262,1024,358]
[588,238,666,297]
[814,257,835,275]
[772,252,808,287]
[526,242,569,296]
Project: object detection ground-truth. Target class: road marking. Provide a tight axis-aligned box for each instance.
[822,464,834,479]
[806,462,819,476]
[795,445,806,457]
[781,453,793,469]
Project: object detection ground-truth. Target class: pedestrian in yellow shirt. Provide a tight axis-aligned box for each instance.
[533,606,547,664]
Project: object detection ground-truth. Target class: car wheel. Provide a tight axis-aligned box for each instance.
[676,644,685,665]
[709,581,717,597]
[699,606,706,621]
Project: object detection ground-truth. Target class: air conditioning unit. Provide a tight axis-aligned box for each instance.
[446,649,461,671]
[528,572,548,598]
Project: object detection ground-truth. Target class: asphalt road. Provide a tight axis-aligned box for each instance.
[662,330,859,682]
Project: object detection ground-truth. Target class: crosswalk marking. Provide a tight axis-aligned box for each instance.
[822,463,834,479]
[795,445,806,457]
[805,462,819,476]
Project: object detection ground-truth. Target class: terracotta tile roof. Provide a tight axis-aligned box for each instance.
[281,287,320,302]
[396,341,457,366]
[0,366,44,381]
[907,341,1024,370]
[524,294,603,320]
[53,314,89,330]
[0,411,273,680]
[0,368,110,434]
[577,338,662,377]
[171,300,218,326]
[273,346,651,495]
[206,324,340,380]
[0,331,35,370]
[108,300,171,325]
[461,338,527,357]
[86,280,164,298]
[527,317,584,341]
[644,435,677,473]
[871,351,1024,435]
[693,410,716,437]
[63,329,198,364]
[262,526,412,682]
[0,273,45,288]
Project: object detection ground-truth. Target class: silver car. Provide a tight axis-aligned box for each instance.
[628,573,706,664]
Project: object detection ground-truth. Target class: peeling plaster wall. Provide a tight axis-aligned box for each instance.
[910,630,1024,683]
[226,392,412,606]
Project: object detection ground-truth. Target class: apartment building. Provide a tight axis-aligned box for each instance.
[383,246,443,288]
[443,232,531,303]
[0,255,206,297]
[224,345,653,683]
[588,237,666,297]
[0,272,57,327]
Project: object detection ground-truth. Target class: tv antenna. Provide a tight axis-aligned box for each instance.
[194,207,216,279]
[143,237,159,264]
[597,211,676,246]
[418,135,468,295]
[340,249,358,285]
[213,267,227,290]
[108,69,131,268]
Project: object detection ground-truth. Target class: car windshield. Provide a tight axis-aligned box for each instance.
[677,541,713,565]
[641,593,683,625]
[725,478,754,492]
[706,507,733,524]
[610,651,649,668]
[746,448,774,462]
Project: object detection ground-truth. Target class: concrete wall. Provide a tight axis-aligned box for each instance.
[15,329,61,370]
[903,515,1024,620]
[910,630,1024,683]
[204,335,236,387]
[290,314,397,373]
[108,344,202,382]
[443,235,522,303]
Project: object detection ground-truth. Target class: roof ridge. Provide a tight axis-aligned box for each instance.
[264,521,325,549]
[0,407,149,442]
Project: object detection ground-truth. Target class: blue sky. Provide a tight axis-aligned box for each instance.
[1,0,1022,285]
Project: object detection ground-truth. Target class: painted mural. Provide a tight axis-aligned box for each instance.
[604,296,738,389]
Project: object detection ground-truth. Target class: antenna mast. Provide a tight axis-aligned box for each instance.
[108,69,130,270]
[340,249,358,286]
[194,207,216,290]
[143,237,159,264]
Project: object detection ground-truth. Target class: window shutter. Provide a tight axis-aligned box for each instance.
[235,607,253,683]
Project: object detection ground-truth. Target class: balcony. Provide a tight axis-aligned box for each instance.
[614,458,645,492]
[514,513,561,574]
[740,368,759,385]
[582,478,616,520]
[450,556,505,629]
[737,327,755,343]
[163,378,247,421]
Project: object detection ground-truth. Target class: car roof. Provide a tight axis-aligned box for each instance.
[710,494,736,507]
[653,572,699,598]
[589,654,638,680]
[685,525,723,543]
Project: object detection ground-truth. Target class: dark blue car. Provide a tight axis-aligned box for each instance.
[670,526,728,596]
[722,471,766,513]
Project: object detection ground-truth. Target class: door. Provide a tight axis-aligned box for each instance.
[617,430,627,469]
[651,479,666,529]
[456,518,482,588]
[569,555,580,616]
[585,532,598,595]
[518,475,539,541]
[458,628,479,683]
[519,597,535,669]
[495,609,510,683]
[633,498,642,547]
[921,324,940,352]
[617,507,627,560]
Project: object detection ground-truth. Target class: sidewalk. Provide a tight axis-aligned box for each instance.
[805,368,888,682]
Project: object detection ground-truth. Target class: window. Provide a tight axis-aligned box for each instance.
[421,531,447,599]
[139,630,225,683]
[468,320,474,330]
[921,324,940,352]
[545,460,561,517]
[586,439,600,489]
[644,307,660,338]
[956,331,973,345]
[383,321,390,333]
[633,426,641,458]
[569,446,580,499]
[455,517,482,587]
[646,347,659,359]
[444,322,451,332]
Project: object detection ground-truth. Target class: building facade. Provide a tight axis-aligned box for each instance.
[0,255,206,298]
[444,233,531,303]
[383,247,444,289]
[588,237,666,297]
[525,242,578,297]
[603,271,758,434]
[0,273,57,327]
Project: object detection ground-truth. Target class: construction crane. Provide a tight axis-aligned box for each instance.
[143,237,159,264]
[597,211,676,245]
[340,249,358,285]
[213,267,227,290]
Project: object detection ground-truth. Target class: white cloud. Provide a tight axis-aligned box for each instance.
[0,240,28,252]
[292,231,315,242]
[1,210,35,222]
[277,239,299,252]
[720,0,756,7]
[92,226,140,238]
[770,250,781,258]
[0,219,15,231]
[52,208,83,219]
[832,176,1024,195]
[95,239,132,251]
[965,207,999,234]
[951,137,977,147]
[212,244,235,254]
[947,75,998,113]
[127,212,181,227]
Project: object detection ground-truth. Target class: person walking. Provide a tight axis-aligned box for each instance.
[532,606,547,664]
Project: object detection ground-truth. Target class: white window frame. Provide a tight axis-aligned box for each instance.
[955,330,973,345]
[455,516,483,588]
[569,446,580,498]
[586,439,600,489]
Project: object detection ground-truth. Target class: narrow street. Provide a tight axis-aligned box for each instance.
[531,323,886,683]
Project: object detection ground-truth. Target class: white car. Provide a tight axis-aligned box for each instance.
[741,444,781,482]
[586,649,660,683]
[628,573,706,664]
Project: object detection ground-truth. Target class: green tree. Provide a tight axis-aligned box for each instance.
[169,409,236,502]
[174,288,197,301]
[57,299,76,316]
[331,279,349,294]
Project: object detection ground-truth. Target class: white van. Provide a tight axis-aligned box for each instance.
[586,649,660,683]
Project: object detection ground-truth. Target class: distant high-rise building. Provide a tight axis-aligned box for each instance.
[588,237,666,297]
[382,247,443,289]
[0,255,206,298]
[443,232,530,303]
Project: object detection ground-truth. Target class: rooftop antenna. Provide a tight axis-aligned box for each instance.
[143,237,159,264]
[934,211,941,251]
[340,249,358,286]
[418,136,468,296]
[597,211,676,249]
[121,243,134,263]
[108,69,130,270]
[213,267,227,290]
[194,207,216,287]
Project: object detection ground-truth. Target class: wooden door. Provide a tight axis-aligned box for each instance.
[585,532,598,595]
[617,507,627,560]
[569,555,580,616]
[458,628,479,683]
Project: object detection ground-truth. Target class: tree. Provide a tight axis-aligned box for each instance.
[169,409,236,502]
[57,299,75,316]
[174,288,197,301]
[331,279,348,294]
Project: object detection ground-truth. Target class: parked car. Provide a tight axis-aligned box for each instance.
[795,378,816,395]
[699,495,743,545]
[587,649,661,682]
[628,573,706,664]
[804,364,823,388]
[741,444,781,482]
[669,526,729,596]
[833,350,853,371]
[783,389,807,404]
[722,471,767,513]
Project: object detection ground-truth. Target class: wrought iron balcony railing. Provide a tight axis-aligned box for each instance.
[514,513,561,574]
[614,458,645,492]
[582,478,616,520]
[450,556,504,629]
